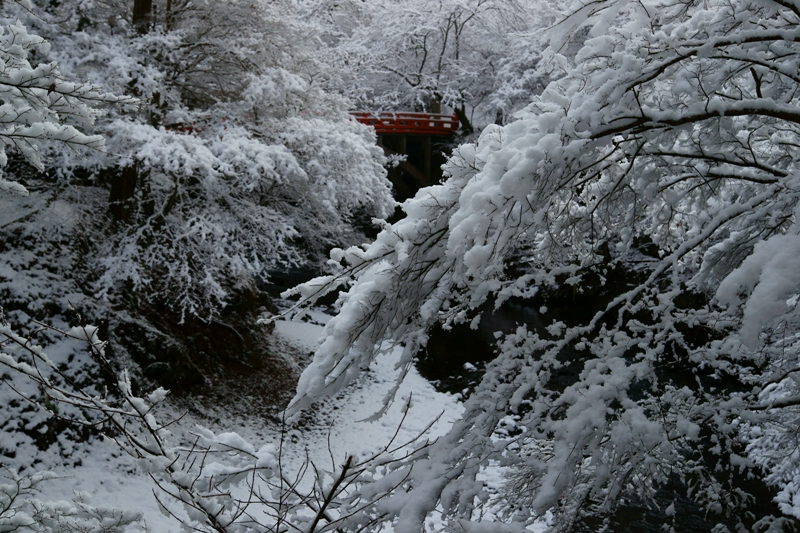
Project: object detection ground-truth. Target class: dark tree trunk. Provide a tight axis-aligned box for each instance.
[108,165,138,223]
[133,0,152,34]
[495,109,504,125]
[165,0,174,30]
[454,104,474,135]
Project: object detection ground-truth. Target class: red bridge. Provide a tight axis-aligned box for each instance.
[351,111,460,199]
[351,112,459,136]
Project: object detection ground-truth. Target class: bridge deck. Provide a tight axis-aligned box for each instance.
[351,112,458,135]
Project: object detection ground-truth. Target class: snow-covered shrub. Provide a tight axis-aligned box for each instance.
[0,467,142,533]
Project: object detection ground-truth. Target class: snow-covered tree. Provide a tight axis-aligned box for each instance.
[307,0,547,131]
[284,0,800,529]
[0,11,146,531]
[0,467,142,533]
[0,5,398,528]
[0,16,128,196]
[0,0,394,322]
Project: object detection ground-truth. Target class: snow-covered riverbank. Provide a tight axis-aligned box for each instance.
[24,311,464,532]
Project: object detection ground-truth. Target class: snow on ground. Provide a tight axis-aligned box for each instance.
[26,309,464,532]
[273,312,464,468]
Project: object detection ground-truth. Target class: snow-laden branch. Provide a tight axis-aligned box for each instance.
[283,0,800,529]
[0,21,134,195]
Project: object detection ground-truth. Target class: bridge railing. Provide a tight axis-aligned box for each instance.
[350,112,459,135]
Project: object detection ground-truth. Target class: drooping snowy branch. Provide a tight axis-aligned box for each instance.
[0,20,133,195]
[285,0,800,529]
